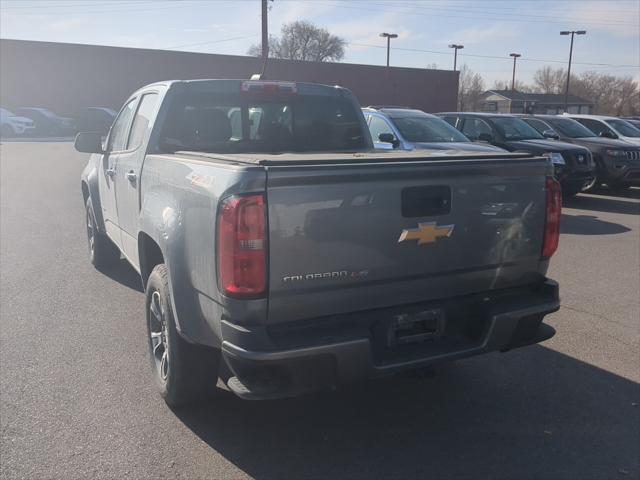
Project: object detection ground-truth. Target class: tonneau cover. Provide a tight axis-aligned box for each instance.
[168,149,537,166]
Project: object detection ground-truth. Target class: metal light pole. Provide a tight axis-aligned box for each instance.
[380,32,398,67]
[560,30,586,112]
[448,44,464,71]
[509,53,521,91]
[261,0,269,61]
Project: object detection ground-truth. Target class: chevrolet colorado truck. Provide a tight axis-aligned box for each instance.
[77,79,561,406]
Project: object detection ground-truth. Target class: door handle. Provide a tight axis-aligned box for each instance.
[125,170,137,183]
[106,168,116,178]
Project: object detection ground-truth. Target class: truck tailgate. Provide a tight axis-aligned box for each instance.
[266,157,550,324]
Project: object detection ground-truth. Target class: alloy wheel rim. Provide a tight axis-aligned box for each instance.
[86,210,95,256]
[582,176,598,192]
[149,290,169,381]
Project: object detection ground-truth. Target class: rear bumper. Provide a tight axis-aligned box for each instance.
[221,279,560,400]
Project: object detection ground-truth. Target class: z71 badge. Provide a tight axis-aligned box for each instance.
[398,222,454,245]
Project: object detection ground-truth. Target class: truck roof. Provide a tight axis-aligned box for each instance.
[134,79,349,96]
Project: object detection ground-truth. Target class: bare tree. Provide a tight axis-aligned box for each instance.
[532,66,566,94]
[458,64,485,111]
[492,79,532,92]
[569,71,639,116]
[248,20,346,62]
[614,77,640,116]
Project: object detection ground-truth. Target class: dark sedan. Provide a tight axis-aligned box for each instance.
[519,114,640,191]
[439,112,596,197]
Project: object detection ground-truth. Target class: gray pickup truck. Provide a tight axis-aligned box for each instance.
[77,79,561,405]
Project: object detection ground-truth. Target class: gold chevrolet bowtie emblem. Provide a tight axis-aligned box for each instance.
[398,222,454,245]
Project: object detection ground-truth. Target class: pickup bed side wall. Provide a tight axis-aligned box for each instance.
[138,154,267,347]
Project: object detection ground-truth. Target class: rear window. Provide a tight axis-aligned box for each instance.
[159,92,366,153]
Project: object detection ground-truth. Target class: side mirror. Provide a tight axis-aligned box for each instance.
[378,132,400,148]
[543,129,560,140]
[478,133,494,143]
[74,132,104,153]
[600,130,617,139]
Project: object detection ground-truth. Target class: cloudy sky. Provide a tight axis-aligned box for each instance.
[1,0,638,86]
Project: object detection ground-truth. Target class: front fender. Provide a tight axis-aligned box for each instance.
[81,154,105,232]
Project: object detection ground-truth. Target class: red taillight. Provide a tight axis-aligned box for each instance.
[542,177,562,258]
[218,194,267,297]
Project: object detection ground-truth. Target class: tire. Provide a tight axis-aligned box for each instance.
[562,188,580,199]
[145,264,220,407]
[85,197,120,269]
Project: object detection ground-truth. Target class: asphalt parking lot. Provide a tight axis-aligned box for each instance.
[1,142,638,480]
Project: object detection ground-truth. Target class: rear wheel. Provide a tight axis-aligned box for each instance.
[146,264,220,407]
[561,186,581,199]
[86,198,120,268]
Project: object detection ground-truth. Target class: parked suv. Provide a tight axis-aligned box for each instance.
[564,114,640,146]
[75,107,117,135]
[0,107,35,137]
[519,114,640,190]
[363,107,505,152]
[14,107,76,136]
[440,112,595,196]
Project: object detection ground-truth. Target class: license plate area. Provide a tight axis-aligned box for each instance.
[388,309,445,347]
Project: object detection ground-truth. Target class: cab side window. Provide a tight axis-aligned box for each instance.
[576,118,613,137]
[108,99,137,152]
[368,115,394,142]
[525,118,551,135]
[127,93,159,151]
[441,116,458,128]
[461,118,492,140]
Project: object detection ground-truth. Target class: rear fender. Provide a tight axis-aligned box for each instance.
[139,188,220,347]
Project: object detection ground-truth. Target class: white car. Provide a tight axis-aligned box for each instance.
[564,114,640,146]
[0,108,35,137]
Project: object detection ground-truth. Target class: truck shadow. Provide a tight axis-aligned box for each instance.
[586,186,640,200]
[560,214,631,235]
[98,258,143,292]
[174,346,639,479]
[566,194,640,216]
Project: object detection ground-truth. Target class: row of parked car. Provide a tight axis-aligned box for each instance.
[0,106,116,137]
[363,107,640,195]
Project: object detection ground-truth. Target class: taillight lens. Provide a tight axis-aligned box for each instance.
[218,194,267,297]
[542,177,561,258]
